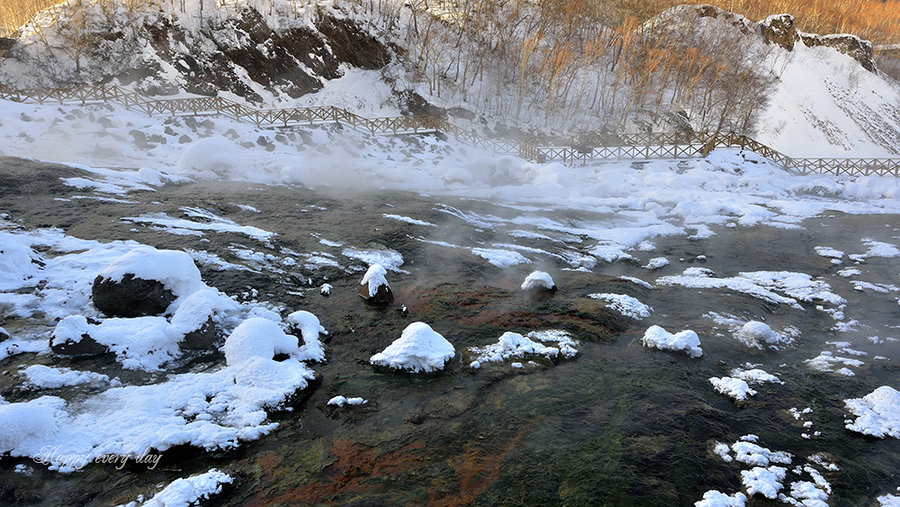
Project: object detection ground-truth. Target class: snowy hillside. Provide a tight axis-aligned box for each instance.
[1,1,898,157]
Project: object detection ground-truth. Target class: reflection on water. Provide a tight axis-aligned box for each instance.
[0,173,897,505]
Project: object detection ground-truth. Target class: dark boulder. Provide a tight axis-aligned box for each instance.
[358,283,394,306]
[92,273,177,317]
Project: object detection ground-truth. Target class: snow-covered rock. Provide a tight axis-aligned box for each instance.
[710,377,756,402]
[521,271,556,292]
[358,263,393,304]
[92,246,205,317]
[286,310,328,363]
[327,396,367,407]
[469,332,560,368]
[641,325,702,358]
[844,386,900,438]
[369,322,454,373]
[22,365,115,389]
[125,468,233,507]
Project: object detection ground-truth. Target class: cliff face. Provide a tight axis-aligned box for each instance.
[0,2,395,103]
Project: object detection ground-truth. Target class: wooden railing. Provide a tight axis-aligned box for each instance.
[0,83,898,177]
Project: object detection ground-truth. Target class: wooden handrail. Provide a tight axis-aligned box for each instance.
[0,83,897,177]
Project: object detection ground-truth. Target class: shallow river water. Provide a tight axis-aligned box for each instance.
[0,157,897,505]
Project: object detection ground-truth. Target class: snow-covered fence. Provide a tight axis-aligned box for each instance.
[1,82,898,177]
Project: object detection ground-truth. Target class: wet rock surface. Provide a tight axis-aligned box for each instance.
[91,274,177,318]
[0,157,897,505]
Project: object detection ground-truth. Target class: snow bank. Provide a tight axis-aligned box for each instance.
[0,317,317,472]
[0,231,43,291]
[0,398,60,454]
[844,386,900,438]
[589,293,652,319]
[521,271,555,291]
[641,325,702,358]
[369,322,455,373]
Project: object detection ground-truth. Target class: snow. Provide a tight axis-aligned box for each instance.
[843,386,900,438]
[123,208,275,242]
[468,332,561,367]
[641,325,702,358]
[126,468,233,507]
[369,322,455,373]
[521,271,555,291]
[0,231,43,291]
[804,351,864,375]
[0,398,60,454]
[658,269,844,309]
[709,377,756,402]
[327,396,367,407]
[360,264,390,298]
[589,293,652,319]
[286,310,328,363]
[22,365,116,389]
[849,239,900,262]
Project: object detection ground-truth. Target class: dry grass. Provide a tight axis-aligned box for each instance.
[0,0,57,34]
[609,0,900,44]
[1,0,897,42]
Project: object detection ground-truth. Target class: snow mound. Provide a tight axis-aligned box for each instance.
[641,325,702,358]
[222,318,299,366]
[369,322,455,373]
[844,386,900,438]
[521,271,555,291]
[97,246,205,299]
[469,332,560,368]
[741,466,787,499]
[735,321,781,349]
[589,293,652,319]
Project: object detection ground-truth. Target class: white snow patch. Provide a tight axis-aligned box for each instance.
[589,293,652,319]
[22,365,116,389]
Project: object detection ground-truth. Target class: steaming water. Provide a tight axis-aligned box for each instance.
[0,159,897,505]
